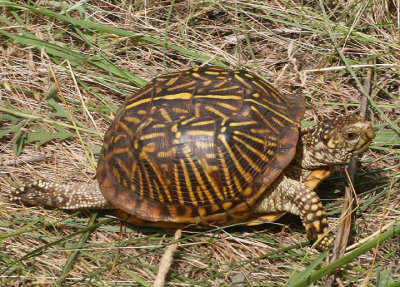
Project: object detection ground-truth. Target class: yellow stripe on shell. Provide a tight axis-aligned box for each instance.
[154,180,165,203]
[181,116,198,125]
[218,134,253,183]
[172,107,190,114]
[232,173,243,194]
[229,121,258,127]
[232,135,268,162]
[139,150,172,203]
[216,145,235,199]
[250,79,287,102]
[271,116,285,127]
[127,85,153,102]
[142,142,157,153]
[204,70,221,75]
[249,128,270,133]
[139,132,166,140]
[191,73,209,81]
[115,157,131,181]
[194,103,201,117]
[245,98,295,124]
[204,105,227,118]
[166,81,196,91]
[173,163,184,205]
[110,147,130,155]
[180,158,197,206]
[126,92,193,110]
[142,159,154,200]
[233,144,262,172]
[115,121,134,138]
[214,102,238,111]
[165,76,179,86]
[249,106,280,135]
[111,134,125,144]
[157,148,175,158]
[191,120,215,126]
[155,92,193,101]
[186,130,215,136]
[258,98,287,110]
[196,186,206,204]
[234,74,253,89]
[233,130,264,144]
[171,123,178,133]
[194,94,242,100]
[159,108,172,122]
[149,106,157,114]
[212,79,228,88]
[137,162,144,198]
[126,97,152,109]
[199,158,225,201]
[124,116,141,124]
[130,161,138,177]
[182,149,213,204]
[175,131,182,139]
[207,85,240,92]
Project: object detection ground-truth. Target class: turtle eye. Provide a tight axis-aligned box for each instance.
[343,131,359,141]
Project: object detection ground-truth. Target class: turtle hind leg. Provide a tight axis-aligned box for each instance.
[11,180,112,210]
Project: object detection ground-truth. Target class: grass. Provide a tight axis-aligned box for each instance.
[1,0,399,286]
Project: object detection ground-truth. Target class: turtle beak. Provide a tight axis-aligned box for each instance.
[354,121,375,154]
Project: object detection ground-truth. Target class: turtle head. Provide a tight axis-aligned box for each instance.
[297,115,375,169]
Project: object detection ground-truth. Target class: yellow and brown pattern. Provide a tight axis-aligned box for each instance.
[96,66,305,226]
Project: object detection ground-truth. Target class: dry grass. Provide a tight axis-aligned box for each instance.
[1,1,399,286]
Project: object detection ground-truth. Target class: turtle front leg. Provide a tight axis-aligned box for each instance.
[253,175,333,250]
[291,186,333,250]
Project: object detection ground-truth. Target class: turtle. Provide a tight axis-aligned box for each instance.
[11,66,375,250]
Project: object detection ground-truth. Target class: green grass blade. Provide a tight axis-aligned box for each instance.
[57,213,99,286]
[289,222,400,287]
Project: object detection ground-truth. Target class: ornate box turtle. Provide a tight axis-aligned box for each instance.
[11,66,375,250]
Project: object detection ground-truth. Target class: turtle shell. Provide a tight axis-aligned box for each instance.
[96,66,305,227]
